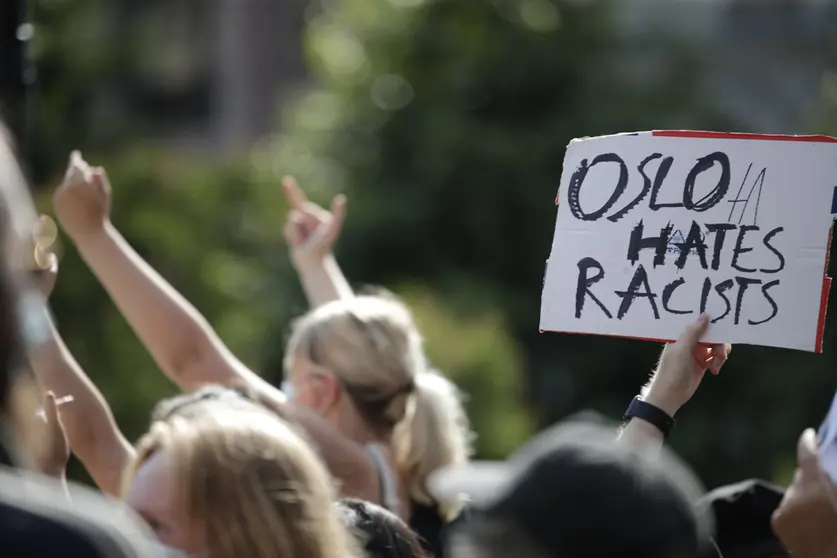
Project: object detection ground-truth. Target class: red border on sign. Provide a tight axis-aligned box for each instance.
[652,130,837,143]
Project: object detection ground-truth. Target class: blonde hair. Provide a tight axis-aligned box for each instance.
[285,295,472,519]
[122,402,361,558]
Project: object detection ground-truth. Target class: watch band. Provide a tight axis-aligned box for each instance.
[623,396,675,439]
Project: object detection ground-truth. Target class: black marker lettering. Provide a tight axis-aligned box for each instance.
[626,220,673,267]
[731,225,759,273]
[683,152,731,212]
[760,227,785,273]
[726,162,752,223]
[609,153,658,222]
[566,154,628,222]
[615,265,660,320]
[674,221,709,270]
[662,277,692,315]
[712,279,735,323]
[749,280,780,325]
[575,258,612,319]
[705,223,737,271]
[734,276,762,325]
[699,277,711,315]
[647,156,679,210]
[727,164,766,226]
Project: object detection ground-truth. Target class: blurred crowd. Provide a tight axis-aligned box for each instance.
[0,125,835,558]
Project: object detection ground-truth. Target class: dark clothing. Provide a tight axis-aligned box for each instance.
[697,479,787,558]
[411,502,448,558]
[0,467,163,558]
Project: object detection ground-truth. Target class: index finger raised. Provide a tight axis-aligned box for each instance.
[282,176,308,209]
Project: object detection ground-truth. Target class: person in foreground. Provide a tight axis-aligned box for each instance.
[121,398,363,558]
[430,417,713,558]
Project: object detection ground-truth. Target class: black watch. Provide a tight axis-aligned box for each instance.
[623,396,676,439]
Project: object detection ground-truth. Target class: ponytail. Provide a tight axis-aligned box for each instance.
[393,370,472,520]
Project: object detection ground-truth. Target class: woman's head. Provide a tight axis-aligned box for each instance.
[284,294,473,519]
[336,498,426,558]
[284,295,424,433]
[122,401,360,558]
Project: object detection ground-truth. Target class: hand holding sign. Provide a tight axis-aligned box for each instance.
[281,176,347,268]
[643,314,731,416]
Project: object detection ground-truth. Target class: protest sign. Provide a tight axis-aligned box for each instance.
[540,131,837,352]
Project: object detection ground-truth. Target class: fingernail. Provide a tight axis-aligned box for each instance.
[699,313,709,323]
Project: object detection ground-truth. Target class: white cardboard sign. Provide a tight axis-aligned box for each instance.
[540,131,837,352]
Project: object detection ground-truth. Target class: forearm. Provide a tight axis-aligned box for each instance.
[295,254,354,308]
[29,310,134,494]
[71,223,235,390]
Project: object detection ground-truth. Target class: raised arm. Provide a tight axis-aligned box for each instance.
[619,314,730,453]
[28,255,134,495]
[53,155,378,499]
[282,176,353,307]
[52,152,265,393]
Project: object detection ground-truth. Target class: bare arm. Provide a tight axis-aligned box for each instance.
[72,220,267,393]
[618,315,730,454]
[294,255,353,308]
[29,307,135,495]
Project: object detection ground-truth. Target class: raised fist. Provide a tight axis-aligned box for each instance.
[53,151,111,240]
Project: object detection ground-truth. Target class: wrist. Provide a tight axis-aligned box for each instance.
[67,220,111,246]
[292,251,332,273]
[640,387,681,418]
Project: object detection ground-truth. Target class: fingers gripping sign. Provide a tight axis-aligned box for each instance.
[644,314,731,416]
[281,176,347,267]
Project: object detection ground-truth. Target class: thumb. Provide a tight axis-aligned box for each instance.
[678,313,709,347]
[797,428,821,473]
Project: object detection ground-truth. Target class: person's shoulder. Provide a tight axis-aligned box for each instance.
[0,467,162,557]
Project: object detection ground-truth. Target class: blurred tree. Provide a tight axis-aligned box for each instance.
[28,0,541,484]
